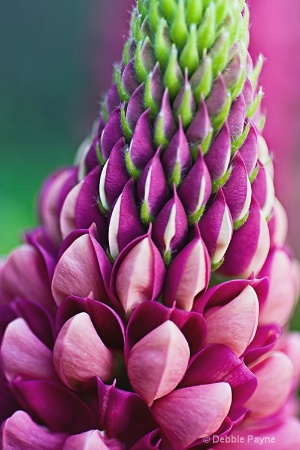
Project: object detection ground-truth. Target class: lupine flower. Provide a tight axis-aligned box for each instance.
[1,0,300,449]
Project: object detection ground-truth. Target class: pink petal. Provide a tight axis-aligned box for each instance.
[204,285,259,357]
[259,248,298,326]
[114,235,165,315]
[127,320,190,406]
[53,313,113,389]
[246,352,294,419]
[52,232,110,306]
[152,383,232,449]
[1,318,57,383]
[2,411,67,450]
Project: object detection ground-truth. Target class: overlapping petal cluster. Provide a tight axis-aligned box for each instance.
[1,0,300,449]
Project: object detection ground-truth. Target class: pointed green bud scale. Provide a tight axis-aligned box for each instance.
[210,29,230,77]
[247,87,264,120]
[179,24,199,76]
[121,105,133,142]
[159,0,177,21]
[174,72,195,129]
[155,18,172,69]
[215,0,229,26]
[164,44,184,100]
[144,74,160,119]
[148,0,161,31]
[185,0,203,26]
[125,150,142,181]
[114,66,130,102]
[170,0,188,50]
[132,14,143,43]
[231,123,250,154]
[226,6,241,47]
[190,54,213,102]
[197,3,216,53]
[250,54,264,91]
[135,37,155,82]
[211,93,232,132]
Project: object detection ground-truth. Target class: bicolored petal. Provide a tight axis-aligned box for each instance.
[99,137,129,212]
[138,148,170,222]
[186,97,212,148]
[53,313,114,389]
[154,89,176,148]
[100,107,123,161]
[204,122,231,183]
[219,198,270,277]
[179,149,212,225]
[127,320,190,406]
[239,124,258,176]
[268,198,288,247]
[251,163,275,219]
[164,226,210,311]
[108,179,145,259]
[52,226,111,306]
[111,233,165,315]
[227,94,246,139]
[204,285,259,357]
[223,152,252,228]
[152,187,188,264]
[152,383,232,449]
[126,108,155,173]
[200,189,233,269]
[162,117,192,187]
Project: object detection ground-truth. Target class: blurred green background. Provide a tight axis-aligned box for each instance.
[0,0,131,254]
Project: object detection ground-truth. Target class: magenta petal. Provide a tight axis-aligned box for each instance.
[152,384,232,449]
[223,153,252,225]
[99,137,129,211]
[108,179,145,259]
[239,124,258,176]
[2,411,67,450]
[11,380,96,434]
[60,182,82,239]
[164,226,210,311]
[64,430,124,450]
[127,320,190,406]
[75,166,108,247]
[206,74,227,117]
[100,107,123,161]
[186,97,212,146]
[128,108,155,170]
[219,198,270,277]
[154,89,176,142]
[137,148,170,218]
[200,189,233,266]
[126,83,145,130]
[111,233,165,315]
[227,95,246,139]
[179,149,212,218]
[97,380,157,447]
[162,117,192,183]
[122,58,139,96]
[152,187,188,261]
[204,122,231,181]
[53,313,114,389]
